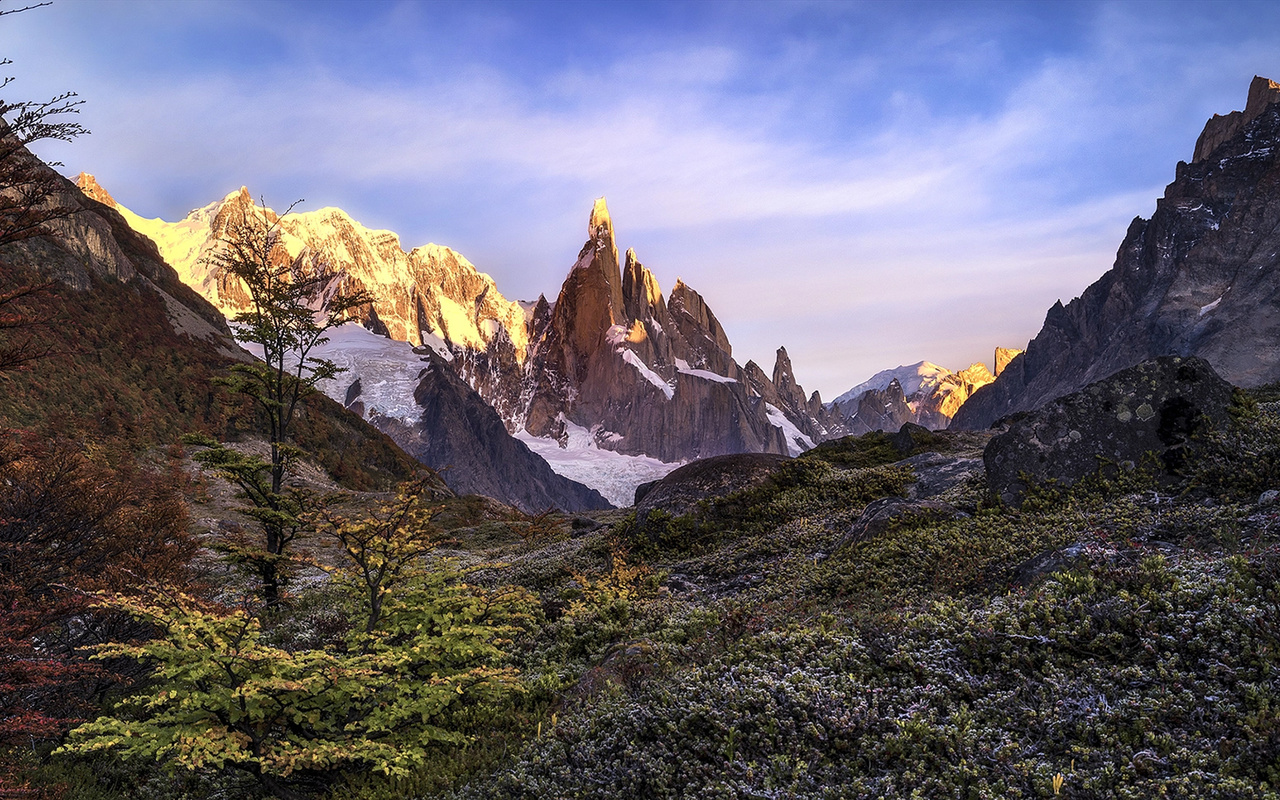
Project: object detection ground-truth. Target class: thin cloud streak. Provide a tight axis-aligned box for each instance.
[5,1,1280,398]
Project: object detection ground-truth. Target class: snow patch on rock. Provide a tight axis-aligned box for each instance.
[765,402,815,456]
[678,367,736,384]
[621,349,674,399]
[516,421,680,507]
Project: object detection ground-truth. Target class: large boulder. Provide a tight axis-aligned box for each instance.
[898,451,985,501]
[634,453,787,530]
[984,356,1236,506]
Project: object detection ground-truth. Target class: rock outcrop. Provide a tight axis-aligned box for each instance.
[1192,76,1280,163]
[367,350,611,513]
[634,452,787,533]
[840,379,916,435]
[983,356,1235,506]
[955,77,1280,430]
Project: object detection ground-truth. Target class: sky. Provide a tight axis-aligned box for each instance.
[3,0,1279,399]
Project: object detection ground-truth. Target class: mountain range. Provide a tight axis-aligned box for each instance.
[53,73,1280,507]
[84,178,855,501]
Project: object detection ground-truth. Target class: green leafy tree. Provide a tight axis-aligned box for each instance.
[311,476,453,636]
[60,522,531,799]
[190,200,371,605]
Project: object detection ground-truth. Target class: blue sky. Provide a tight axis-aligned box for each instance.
[4,0,1279,398]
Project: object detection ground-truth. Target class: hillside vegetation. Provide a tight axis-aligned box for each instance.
[11,386,1279,799]
[0,262,417,491]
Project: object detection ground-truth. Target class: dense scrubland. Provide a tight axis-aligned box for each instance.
[5,373,1280,799]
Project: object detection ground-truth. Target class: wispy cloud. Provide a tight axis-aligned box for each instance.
[5,0,1280,396]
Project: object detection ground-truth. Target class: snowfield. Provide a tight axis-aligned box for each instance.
[765,402,815,457]
[241,324,679,507]
[516,421,680,508]
[239,323,430,425]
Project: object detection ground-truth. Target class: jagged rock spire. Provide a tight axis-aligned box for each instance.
[1193,75,1280,162]
[75,173,117,208]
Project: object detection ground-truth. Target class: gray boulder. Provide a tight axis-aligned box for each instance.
[899,451,985,501]
[634,453,787,532]
[984,356,1235,506]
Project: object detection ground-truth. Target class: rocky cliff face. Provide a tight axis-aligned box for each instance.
[954,76,1280,430]
[12,170,236,355]
[522,199,836,461]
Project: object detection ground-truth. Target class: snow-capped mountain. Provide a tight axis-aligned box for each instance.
[79,176,528,360]
[522,198,846,461]
[830,353,1019,433]
[90,179,838,499]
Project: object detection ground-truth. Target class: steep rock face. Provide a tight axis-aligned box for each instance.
[12,170,236,353]
[994,347,1022,377]
[762,347,847,443]
[366,350,611,513]
[1193,76,1280,163]
[954,77,1280,430]
[522,198,825,462]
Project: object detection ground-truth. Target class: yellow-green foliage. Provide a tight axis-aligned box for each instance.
[60,506,533,798]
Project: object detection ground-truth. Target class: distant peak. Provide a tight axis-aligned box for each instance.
[589,197,612,234]
[220,186,254,206]
[1247,75,1280,116]
[1193,75,1280,162]
[75,172,116,208]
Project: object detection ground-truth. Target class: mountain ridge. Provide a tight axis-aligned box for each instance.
[97,183,842,472]
[954,75,1280,430]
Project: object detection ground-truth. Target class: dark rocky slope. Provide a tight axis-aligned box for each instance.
[367,350,611,513]
[955,76,1280,429]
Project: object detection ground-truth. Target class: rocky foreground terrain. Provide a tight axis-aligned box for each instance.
[422,356,1280,799]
